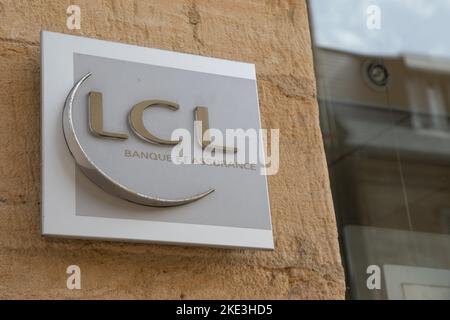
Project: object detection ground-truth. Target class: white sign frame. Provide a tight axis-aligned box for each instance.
[40,31,273,249]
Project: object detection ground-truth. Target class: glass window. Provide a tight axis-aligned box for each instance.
[308,0,450,300]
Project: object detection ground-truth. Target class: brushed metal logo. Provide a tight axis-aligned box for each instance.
[63,73,233,207]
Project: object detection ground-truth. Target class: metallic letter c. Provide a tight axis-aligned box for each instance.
[129,100,181,145]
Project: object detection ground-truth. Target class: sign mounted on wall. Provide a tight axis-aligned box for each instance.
[41,31,273,249]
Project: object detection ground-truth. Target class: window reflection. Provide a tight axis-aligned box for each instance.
[308,0,450,299]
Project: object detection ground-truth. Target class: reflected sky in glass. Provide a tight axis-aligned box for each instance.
[309,0,450,57]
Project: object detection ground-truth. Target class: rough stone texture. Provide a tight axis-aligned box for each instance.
[0,0,344,299]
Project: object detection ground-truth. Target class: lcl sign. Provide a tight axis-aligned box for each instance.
[64,72,236,207]
[41,31,273,249]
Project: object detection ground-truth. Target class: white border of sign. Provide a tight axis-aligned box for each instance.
[41,31,273,249]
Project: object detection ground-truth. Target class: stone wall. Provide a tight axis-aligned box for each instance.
[0,0,344,299]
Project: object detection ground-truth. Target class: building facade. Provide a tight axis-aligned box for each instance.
[0,0,344,299]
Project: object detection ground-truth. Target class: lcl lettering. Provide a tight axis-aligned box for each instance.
[88,91,234,152]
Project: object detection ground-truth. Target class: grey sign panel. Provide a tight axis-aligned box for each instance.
[41,31,273,249]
